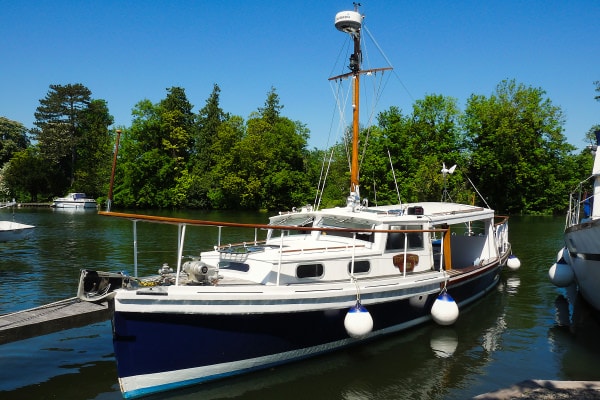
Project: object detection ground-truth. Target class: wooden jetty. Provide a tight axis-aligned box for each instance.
[0,297,112,345]
[18,202,52,208]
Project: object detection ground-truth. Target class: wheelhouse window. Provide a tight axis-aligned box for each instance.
[348,260,370,274]
[297,263,324,278]
[386,225,424,251]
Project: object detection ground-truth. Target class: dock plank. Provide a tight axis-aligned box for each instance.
[0,297,112,345]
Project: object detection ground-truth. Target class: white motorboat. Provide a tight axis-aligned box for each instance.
[80,5,518,398]
[52,193,97,209]
[550,129,600,311]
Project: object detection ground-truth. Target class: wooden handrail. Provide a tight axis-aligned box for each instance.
[98,211,450,235]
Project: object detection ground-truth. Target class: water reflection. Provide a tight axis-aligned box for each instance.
[549,286,600,381]
[503,275,521,296]
[2,213,600,399]
[430,328,458,358]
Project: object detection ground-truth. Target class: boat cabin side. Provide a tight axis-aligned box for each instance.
[195,205,501,286]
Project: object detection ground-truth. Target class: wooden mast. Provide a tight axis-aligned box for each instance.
[330,5,392,202]
[350,25,361,194]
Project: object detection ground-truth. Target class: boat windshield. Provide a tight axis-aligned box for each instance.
[316,216,374,231]
[315,216,375,242]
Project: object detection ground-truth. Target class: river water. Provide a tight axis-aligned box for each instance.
[1,209,600,400]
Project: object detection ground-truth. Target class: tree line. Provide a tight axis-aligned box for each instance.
[0,79,598,214]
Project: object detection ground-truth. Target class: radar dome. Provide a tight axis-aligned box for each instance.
[335,11,362,34]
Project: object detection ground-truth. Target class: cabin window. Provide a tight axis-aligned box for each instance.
[218,261,250,272]
[297,263,324,278]
[386,225,424,251]
[348,260,370,274]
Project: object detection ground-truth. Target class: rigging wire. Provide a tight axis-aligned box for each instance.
[315,79,348,210]
[387,148,402,205]
[330,79,353,172]
[316,146,336,211]
[466,174,491,209]
[364,25,415,103]
[318,19,412,205]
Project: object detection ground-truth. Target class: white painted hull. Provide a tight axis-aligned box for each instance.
[564,220,600,311]
[52,201,97,209]
[52,193,97,209]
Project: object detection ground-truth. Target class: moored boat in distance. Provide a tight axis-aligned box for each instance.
[549,129,600,311]
[52,193,97,210]
[82,5,519,398]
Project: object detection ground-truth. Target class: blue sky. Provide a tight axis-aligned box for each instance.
[1,1,598,150]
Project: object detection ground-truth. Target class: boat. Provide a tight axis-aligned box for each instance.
[0,200,34,241]
[0,220,34,242]
[52,192,97,209]
[80,6,518,398]
[549,129,600,311]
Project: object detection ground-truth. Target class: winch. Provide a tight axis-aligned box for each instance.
[182,260,219,284]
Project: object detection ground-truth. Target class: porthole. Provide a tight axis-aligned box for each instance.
[297,263,324,278]
[348,260,370,274]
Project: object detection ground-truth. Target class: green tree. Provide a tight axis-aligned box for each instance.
[188,84,229,208]
[114,87,195,208]
[206,115,246,209]
[464,79,573,214]
[365,96,467,206]
[207,88,311,210]
[160,86,195,164]
[115,100,163,208]
[160,87,196,207]
[193,84,228,169]
[407,94,467,203]
[584,81,600,144]
[3,147,56,201]
[76,99,114,198]
[247,88,310,210]
[32,84,92,190]
[257,86,284,125]
[0,117,30,166]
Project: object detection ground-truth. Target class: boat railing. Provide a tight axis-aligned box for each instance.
[565,175,594,229]
[281,244,367,254]
[214,241,268,252]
